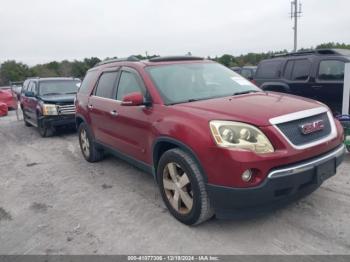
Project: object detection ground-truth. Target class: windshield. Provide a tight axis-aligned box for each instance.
[39,80,81,96]
[146,63,260,105]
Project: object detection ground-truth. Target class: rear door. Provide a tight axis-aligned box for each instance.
[254,59,283,87]
[282,58,313,98]
[88,68,120,146]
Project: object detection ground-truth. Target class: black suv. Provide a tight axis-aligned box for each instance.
[20,77,81,137]
[254,49,350,114]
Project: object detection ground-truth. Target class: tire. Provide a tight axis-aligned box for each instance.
[23,111,31,127]
[78,122,104,162]
[347,145,350,153]
[157,148,214,225]
[38,119,54,137]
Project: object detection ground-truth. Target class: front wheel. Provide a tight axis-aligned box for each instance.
[157,148,214,225]
[347,145,350,153]
[38,119,54,137]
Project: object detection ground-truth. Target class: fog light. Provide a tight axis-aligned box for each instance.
[242,169,253,182]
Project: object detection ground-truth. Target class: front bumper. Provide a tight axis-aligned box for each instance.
[41,114,76,128]
[207,144,346,218]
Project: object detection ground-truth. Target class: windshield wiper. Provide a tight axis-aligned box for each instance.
[232,90,259,96]
[42,92,63,96]
[65,92,77,94]
[168,98,202,105]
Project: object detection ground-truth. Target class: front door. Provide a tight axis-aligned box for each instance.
[26,81,38,121]
[110,67,153,163]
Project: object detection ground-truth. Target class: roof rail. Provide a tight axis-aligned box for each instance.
[271,49,349,58]
[95,56,140,66]
[272,50,315,58]
[149,56,204,62]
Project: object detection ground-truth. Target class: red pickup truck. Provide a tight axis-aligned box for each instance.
[75,56,345,225]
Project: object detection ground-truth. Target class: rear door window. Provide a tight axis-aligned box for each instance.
[94,71,118,99]
[291,59,311,81]
[28,82,35,93]
[318,60,345,81]
[32,82,38,95]
[255,60,282,79]
[283,60,294,79]
[283,59,311,81]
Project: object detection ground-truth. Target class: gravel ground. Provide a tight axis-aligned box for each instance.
[0,110,349,255]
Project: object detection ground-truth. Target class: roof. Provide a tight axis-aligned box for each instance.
[241,66,257,69]
[92,55,209,69]
[28,77,81,82]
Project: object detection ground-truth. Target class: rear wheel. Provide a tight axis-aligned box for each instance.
[78,122,104,162]
[157,148,214,225]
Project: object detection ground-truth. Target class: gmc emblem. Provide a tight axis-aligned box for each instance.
[300,120,325,135]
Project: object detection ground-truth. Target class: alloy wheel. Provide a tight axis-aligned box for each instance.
[163,162,193,214]
[80,129,90,158]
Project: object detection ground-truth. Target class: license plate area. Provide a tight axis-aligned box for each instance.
[316,158,336,183]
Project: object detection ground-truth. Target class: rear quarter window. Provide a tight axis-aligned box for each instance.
[79,70,99,94]
[255,60,282,79]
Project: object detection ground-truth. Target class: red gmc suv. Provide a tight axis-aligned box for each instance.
[75,56,345,225]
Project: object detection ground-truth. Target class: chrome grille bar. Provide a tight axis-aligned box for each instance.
[57,104,76,115]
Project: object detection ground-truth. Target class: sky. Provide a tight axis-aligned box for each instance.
[0,0,349,65]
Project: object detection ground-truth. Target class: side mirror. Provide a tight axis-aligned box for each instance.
[121,92,144,106]
[25,91,35,97]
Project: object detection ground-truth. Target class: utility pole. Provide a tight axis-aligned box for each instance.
[291,0,302,52]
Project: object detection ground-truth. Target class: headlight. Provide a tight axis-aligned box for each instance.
[42,104,58,116]
[209,120,274,154]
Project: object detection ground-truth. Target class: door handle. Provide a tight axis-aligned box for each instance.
[88,104,93,109]
[110,110,118,116]
[312,85,323,89]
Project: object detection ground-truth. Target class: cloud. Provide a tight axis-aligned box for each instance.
[0,0,349,64]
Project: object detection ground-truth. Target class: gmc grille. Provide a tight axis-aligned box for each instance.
[276,113,332,146]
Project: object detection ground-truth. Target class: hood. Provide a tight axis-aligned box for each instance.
[172,92,325,126]
[0,89,12,97]
[39,94,76,104]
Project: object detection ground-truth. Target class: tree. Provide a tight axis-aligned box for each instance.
[316,42,350,50]
[0,60,31,85]
[84,57,101,68]
[217,54,235,67]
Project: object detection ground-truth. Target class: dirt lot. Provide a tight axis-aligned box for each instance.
[0,110,350,255]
